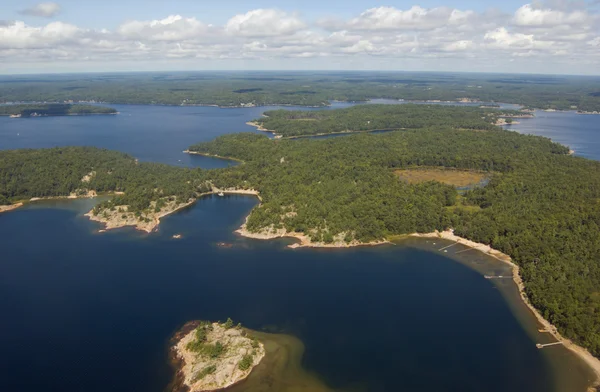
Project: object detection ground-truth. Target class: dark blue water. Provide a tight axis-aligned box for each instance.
[0,197,561,392]
[503,111,600,160]
[1,103,598,391]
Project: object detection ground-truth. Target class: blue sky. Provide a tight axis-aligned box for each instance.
[1,1,599,74]
[7,0,537,27]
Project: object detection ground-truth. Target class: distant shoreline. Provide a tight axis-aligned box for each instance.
[3,112,118,118]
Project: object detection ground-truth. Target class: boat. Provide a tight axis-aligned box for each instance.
[218,192,224,197]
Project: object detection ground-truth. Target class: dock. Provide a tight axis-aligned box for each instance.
[536,341,563,349]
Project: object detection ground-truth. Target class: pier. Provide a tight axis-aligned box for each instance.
[536,341,563,349]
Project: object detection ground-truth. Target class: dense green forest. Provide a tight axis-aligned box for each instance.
[0,147,209,208]
[1,71,600,111]
[188,131,600,357]
[2,111,600,358]
[252,104,521,137]
[0,104,117,117]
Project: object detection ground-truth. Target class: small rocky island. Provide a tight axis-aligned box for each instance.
[170,319,265,392]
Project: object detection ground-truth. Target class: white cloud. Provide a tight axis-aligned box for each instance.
[225,9,305,37]
[0,21,80,49]
[325,6,478,31]
[513,4,591,26]
[20,2,61,18]
[117,15,211,41]
[1,5,599,73]
[484,27,536,49]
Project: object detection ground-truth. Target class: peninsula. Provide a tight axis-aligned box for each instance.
[247,104,527,138]
[170,319,265,392]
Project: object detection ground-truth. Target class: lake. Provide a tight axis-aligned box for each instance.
[0,102,354,169]
[1,103,598,391]
[503,110,600,161]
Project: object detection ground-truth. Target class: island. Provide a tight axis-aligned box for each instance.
[0,103,117,117]
[170,319,265,391]
[3,103,600,389]
[169,320,332,392]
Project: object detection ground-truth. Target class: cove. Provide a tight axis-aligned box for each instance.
[0,196,594,392]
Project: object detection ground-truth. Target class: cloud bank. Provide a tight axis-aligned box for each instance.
[2,3,599,73]
[20,2,61,18]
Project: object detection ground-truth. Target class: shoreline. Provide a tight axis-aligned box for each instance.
[235,215,389,249]
[245,121,283,138]
[246,121,404,140]
[87,188,262,233]
[169,321,266,392]
[0,191,102,215]
[410,229,600,389]
[0,203,24,214]
[3,112,118,118]
[183,150,245,163]
[85,199,196,233]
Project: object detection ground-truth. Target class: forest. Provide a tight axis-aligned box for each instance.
[0,104,117,117]
[1,108,600,360]
[1,71,600,111]
[252,104,521,137]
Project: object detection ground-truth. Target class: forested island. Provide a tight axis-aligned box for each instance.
[170,319,265,391]
[1,71,600,111]
[2,103,600,379]
[249,104,526,137]
[0,104,117,117]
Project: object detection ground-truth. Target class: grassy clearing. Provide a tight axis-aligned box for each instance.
[394,168,487,187]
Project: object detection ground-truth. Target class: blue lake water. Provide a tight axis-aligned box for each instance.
[503,111,600,161]
[1,102,598,391]
[0,102,355,169]
[1,196,593,392]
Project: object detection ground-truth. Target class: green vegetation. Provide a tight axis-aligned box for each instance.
[186,324,225,359]
[191,365,216,382]
[188,130,600,357]
[253,104,520,137]
[394,168,487,188]
[238,354,254,371]
[2,102,600,359]
[0,104,116,117]
[1,71,600,111]
[222,318,234,329]
[0,147,210,213]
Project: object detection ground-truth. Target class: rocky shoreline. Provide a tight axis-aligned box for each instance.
[85,198,195,233]
[235,217,388,249]
[169,321,265,392]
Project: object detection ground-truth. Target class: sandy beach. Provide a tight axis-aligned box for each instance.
[245,121,282,138]
[183,150,245,163]
[411,230,600,389]
[0,203,24,214]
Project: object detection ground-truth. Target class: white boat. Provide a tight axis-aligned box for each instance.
[218,192,224,197]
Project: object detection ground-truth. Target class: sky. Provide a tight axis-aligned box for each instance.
[1,0,599,75]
